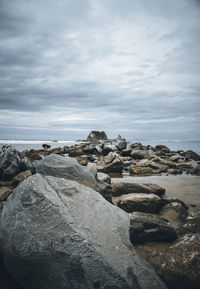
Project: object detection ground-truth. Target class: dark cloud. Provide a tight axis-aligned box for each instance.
[0,0,200,140]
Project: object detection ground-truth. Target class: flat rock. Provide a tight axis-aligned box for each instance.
[0,174,166,289]
[112,193,162,213]
[130,212,177,245]
[112,181,165,197]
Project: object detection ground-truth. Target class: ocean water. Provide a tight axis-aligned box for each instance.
[0,139,199,154]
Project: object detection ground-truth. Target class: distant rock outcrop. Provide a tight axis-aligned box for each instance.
[87,130,108,141]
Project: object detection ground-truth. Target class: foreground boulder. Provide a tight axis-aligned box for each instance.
[0,145,34,181]
[130,212,177,245]
[0,174,167,289]
[34,154,112,201]
[87,130,108,141]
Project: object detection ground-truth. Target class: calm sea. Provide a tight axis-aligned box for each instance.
[0,139,200,154]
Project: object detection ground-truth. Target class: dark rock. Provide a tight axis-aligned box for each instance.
[87,130,108,141]
[34,154,112,201]
[130,212,178,245]
[68,146,84,157]
[191,165,200,176]
[23,149,42,161]
[0,174,167,289]
[155,145,170,153]
[121,148,132,156]
[131,150,150,160]
[128,142,144,150]
[183,150,200,161]
[0,145,35,181]
[102,144,117,156]
[116,141,127,151]
[111,181,165,197]
[177,163,193,173]
[112,193,162,213]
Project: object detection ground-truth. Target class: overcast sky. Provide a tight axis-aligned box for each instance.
[0,0,200,140]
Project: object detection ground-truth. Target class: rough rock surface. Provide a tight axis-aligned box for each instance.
[0,145,34,181]
[97,172,111,184]
[0,174,167,289]
[112,181,165,197]
[34,154,112,201]
[130,212,177,245]
[87,130,108,141]
[112,193,161,213]
[136,234,200,289]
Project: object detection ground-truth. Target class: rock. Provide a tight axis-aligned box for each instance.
[130,212,177,245]
[0,174,167,289]
[111,181,165,197]
[135,234,200,289]
[87,130,108,141]
[96,153,123,174]
[97,172,111,184]
[131,150,150,160]
[183,150,200,161]
[11,170,32,186]
[0,187,12,202]
[0,145,34,181]
[155,145,170,153]
[169,154,183,162]
[34,154,112,201]
[112,193,162,213]
[102,144,117,156]
[116,141,127,151]
[68,146,84,157]
[121,148,132,156]
[177,210,200,235]
[93,144,102,154]
[177,163,193,173]
[167,168,180,175]
[128,142,144,150]
[191,165,200,176]
[115,134,126,141]
[129,166,153,175]
[23,149,42,161]
[159,202,188,229]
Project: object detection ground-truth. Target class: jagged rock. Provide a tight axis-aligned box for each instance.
[112,193,162,213]
[0,145,35,181]
[87,130,108,141]
[0,174,167,289]
[96,152,123,174]
[129,166,153,175]
[97,172,111,184]
[111,180,165,197]
[183,150,200,161]
[130,212,177,244]
[34,154,112,201]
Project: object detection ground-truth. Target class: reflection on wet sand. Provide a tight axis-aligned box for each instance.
[111,174,200,210]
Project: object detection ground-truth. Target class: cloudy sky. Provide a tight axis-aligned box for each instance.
[0,0,200,140]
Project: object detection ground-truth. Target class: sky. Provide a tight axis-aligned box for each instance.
[0,0,200,141]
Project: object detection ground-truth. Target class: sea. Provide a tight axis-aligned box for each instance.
[0,139,200,154]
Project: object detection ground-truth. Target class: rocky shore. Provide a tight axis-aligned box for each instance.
[0,131,200,289]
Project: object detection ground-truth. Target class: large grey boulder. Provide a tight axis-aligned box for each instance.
[87,130,108,141]
[0,145,34,181]
[34,154,112,201]
[0,174,167,289]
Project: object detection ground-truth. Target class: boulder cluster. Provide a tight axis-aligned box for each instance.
[0,131,200,289]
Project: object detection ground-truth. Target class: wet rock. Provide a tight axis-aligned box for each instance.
[177,210,200,235]
[129,166,153,175]
[87,130,108,141]
[0,145,34,181]
[34,154,112,201]
[183,150,200,161]
[130,212,178,245]
[159,202,188,229]
[111,180,165,197]
[112,193,162,213]
[0,174,167,289]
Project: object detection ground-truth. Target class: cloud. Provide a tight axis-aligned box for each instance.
[0,0,200,140]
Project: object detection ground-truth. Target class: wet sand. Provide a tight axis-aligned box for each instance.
[111,174,200,210]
